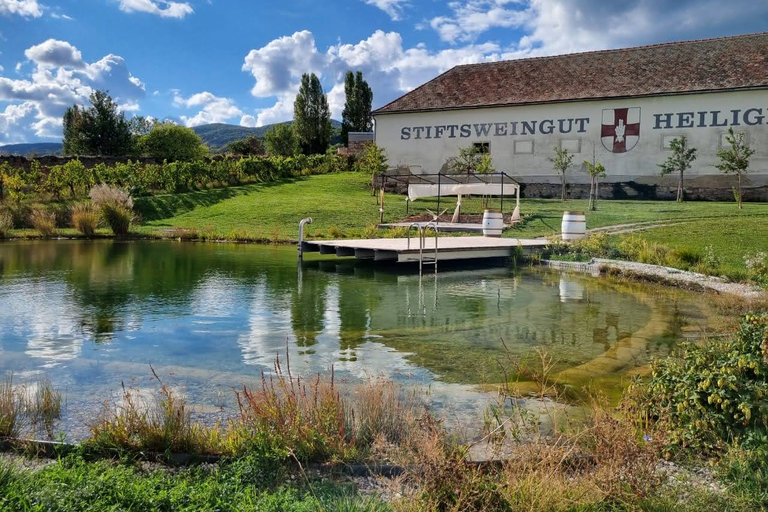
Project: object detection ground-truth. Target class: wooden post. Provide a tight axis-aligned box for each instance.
[379,188,385,224]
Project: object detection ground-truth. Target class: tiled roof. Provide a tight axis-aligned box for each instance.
[373,33,768,115]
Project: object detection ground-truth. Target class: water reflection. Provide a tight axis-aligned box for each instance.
[0,240,724,427]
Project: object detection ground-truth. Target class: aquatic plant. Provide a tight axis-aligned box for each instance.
[0,375,23,438]
[25,377,62,438]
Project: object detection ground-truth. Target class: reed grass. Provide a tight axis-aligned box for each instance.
[29,207,57,237]
[70,202,100,236]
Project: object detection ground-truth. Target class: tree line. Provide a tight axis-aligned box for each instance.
[62,71,374,161]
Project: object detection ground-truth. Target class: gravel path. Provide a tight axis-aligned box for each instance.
[592,258,765,299]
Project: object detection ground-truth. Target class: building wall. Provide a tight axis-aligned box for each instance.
[374,90,768,193]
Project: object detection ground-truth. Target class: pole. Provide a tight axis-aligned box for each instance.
[379,188,385,224]
[500,173,504,214]
[437,173,441,214]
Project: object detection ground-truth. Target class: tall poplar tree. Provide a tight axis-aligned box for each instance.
[341,71,373,145]
[293,73,331,155]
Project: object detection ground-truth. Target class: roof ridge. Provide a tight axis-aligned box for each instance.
[453,31,768,69]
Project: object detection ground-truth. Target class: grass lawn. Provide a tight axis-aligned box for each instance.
[135,172,382,241]
[0,454,387,512]
[133,172,767,254]
[614,216,768,277]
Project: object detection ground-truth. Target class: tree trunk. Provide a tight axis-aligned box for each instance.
[738,173,743,209]
[561,174,566,202]
[588,177,596,211]
[677,170,684,202]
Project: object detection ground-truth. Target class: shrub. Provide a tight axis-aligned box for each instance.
[29,207,57,237]
[627,314,768,454]
[744,251,768,286]
[0,211,12,238]
[70,203,100,236]
[327,226,344,238]
[90,184,134,235]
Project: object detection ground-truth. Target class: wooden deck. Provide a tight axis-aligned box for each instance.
[301,236,549,263]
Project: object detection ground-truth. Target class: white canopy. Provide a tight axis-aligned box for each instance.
[408,182,520,202]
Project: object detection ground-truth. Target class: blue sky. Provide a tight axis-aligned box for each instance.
[1,0,766,143]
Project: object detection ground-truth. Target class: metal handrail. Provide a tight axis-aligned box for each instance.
[406,222,422,251]
[298,217,313,259]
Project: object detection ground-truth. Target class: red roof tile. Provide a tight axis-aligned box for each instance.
[374,33,768,115]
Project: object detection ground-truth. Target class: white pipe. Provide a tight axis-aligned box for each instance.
[298,217,313,259]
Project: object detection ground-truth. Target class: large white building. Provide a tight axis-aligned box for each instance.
[373,33,768,200]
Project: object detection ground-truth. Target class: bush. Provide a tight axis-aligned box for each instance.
[744,251,768,286]
[29,207,57,237]
[0,211,12,238]
[70,203,101,236]
[627,314,768,454]
[90,184,134,235]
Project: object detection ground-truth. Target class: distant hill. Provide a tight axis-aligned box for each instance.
[0,142,63,156]
[0,120,345,157]
[193,120,343,151]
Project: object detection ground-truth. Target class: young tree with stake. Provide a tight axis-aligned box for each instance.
[548,147,574,201]
[658,136,697,202]
[583,143,606,211]
[716,128,755,209]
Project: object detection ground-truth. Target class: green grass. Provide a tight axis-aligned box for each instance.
[134,173,382,241]
[0,453,390,512]
[614,216,768,276]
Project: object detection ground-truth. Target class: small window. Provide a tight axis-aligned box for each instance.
[662,135,682,150]
[514,140,534,154]
[560,139,581,153]
[473,142,490,154]
[720,131,746,148]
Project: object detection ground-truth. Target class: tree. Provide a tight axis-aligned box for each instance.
[293,73,331,155]
[265,124,299,157]
[227,135,265,156]
[658,136,697,202]
[583,143,606,211]
[716,128,755,209]
[448,146,489,175]
[138,123,209,161]
[63,90,134,156]
[341,71,373,145]
[354,142,388,192]
[548,147,574,201]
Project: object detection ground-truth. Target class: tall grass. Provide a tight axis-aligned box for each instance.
[89,185,134,235]
[29,207,57,237]
[70,202,100,236]
[0,375,22,438]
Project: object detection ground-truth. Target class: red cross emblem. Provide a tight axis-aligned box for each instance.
[601,107,640,153]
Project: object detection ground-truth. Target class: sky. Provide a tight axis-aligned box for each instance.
[0,0,766,144]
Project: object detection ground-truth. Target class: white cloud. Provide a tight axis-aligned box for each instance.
[242,31,328,98]
[24,39,84,68]
[239,114,257,128]
[173,90,243,127]
[430,0,768,53]
[360,0,408,20]
[243,29,501,126]
[0,40,145,142]
[0,0,43,18]
[50,12,74,20]
[117,0,193,18]
[430,0,529,43]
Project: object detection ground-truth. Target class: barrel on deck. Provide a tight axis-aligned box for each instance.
[561,211,586,240]
[482,210,504,237]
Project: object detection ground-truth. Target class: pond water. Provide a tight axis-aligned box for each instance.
[0,240,726,440]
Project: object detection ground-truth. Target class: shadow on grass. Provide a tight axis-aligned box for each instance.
[135,177,308,222]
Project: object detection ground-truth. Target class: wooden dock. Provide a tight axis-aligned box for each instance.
[301,236,548,263]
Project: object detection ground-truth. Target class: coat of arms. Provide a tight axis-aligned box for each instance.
[601,108,640,153]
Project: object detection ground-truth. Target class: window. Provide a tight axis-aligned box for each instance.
[662,135,682,150]
[473,142,490,154]
[560,139,581,153]
[514,140,534,154]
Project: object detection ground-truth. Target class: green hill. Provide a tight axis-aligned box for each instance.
[0,142,63,156]
[193,120,343,152]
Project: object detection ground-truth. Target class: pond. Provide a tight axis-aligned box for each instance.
[0,240,727,440]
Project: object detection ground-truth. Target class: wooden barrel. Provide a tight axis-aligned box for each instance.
[482,210,504,237]
[561,211,586,241]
